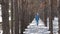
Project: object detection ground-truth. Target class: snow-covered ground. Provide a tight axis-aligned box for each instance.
[23,18,50,34]
[23,17,59,34]
[0,16,59,34]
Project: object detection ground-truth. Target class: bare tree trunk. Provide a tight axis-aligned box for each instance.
[11,0,13,34]
[18,0,22,34]
[49,12,53,34]
[1,0,10,34]
[0,0,2,4]
[49,0,57,34]
[58,9,60,34]
[58,11,60,34]
[21,0,24,34]
[13,0,19,34]
[24,0,29,29]
[21,0,29,34]
[49,0,53,34]
[43,9,47,26]
[43,0,47,26]
[58,0,60,34]
[29,0,34,23]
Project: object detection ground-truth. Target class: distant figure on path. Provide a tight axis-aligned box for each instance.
[35,13,39,26]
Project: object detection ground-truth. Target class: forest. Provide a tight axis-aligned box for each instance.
[0,0,60,34]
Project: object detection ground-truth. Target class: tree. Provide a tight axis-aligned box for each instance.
[13,0,19,34]
[1,0,10,34]
[57,0,60,34]
[0,0,2,4]
[43,0,47,26]
[49,0,53,34]
[21,0,29,34]
[11,0,13,34]
[18,0,22,34]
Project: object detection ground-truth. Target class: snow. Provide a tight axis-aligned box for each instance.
[23,18,50,34]
[23,17,59,34]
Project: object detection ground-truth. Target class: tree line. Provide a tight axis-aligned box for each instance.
[0,0,60,34]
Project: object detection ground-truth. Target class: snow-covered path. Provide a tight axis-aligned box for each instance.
[23,18,50,34]
[23,17,59,34]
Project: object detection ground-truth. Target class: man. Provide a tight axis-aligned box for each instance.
[35,13,39,26]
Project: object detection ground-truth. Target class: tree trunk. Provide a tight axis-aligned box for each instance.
[21,0,24,34]
[0,0,2,4]
[1,0,10,34]
[58,0,60,34]
[14,0,19,34]
[43,0,47,26]
[11,0,13,34]
[21,0,28,34]
[18,0,22,34]
[49,0,53,34]
[43,9,47,26]
[58,12,60,34]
